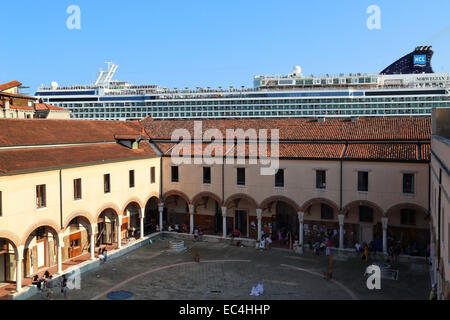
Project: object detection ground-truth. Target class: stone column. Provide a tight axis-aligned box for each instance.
[158,203,164,232]
[381,217,388,254]
[90,224,96,260]
[117,215,122,249]
[15,246,24,292]
[338,214,345,250]
[221,206,227,238]
[56,234,63,274]
[297,211,304,248]
[256,209,262,241]
[140,211,145,239]
[189,204,195,234]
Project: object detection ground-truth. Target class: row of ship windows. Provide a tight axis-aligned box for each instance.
[65,102,447,112]
[74,109,432,119]
[55,96,448,109]
[69,104,440,113]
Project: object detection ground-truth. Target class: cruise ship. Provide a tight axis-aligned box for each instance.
[35,46,450,120]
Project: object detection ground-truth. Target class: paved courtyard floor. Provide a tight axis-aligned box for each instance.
[28,235,431,300]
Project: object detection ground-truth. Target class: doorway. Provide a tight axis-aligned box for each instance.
[234,210,248,237]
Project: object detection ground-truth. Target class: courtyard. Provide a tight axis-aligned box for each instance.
[28,234,431,300]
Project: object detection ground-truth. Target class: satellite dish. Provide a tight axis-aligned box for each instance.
[50,81,59,89]
[292,66,302,74]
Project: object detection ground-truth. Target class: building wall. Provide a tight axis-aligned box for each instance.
[430,135,450,299]
[0,157,160,261]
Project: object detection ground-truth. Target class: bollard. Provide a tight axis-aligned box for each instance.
[194,248,200,262]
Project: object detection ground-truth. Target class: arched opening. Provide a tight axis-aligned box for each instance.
[342,201,384,249]
[23,225,60,277]
[0,238,17,283]
[123,202,141,239]
[164,194,189,232]
[144,196,159,235]
[63,216,92,261]
[225,195,259,238]
[96,209,119,248]
[261,197,299,248]
[300,198,340,248]
[385,203,429,256]
[192,192,222,235]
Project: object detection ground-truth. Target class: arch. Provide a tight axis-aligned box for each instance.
[95,202,121,221]
[260,195,300,212]
[385,203,428,218]
[192,192,223,207]
[342,200,384,217]
[0,230,20,251]
[143,193,160,206]
[63,211,94,230]
[224,193,259,209]
[20,220,61,246]
[300,197,340,214]
[163,190,191,205]
[121,197,144,215]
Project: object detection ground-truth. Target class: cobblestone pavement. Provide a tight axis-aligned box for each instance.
[28,235,431,300]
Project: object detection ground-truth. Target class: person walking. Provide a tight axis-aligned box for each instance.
[45,275,54,300]
[364,243,369,262]
[326,239,332,256]
[429,283,437,300]
[61,275,68,299]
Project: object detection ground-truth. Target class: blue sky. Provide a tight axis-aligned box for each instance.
[1,0,450,93]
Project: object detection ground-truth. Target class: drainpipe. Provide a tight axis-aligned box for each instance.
[339,159,343,211]
[59,169,63,229]
[159,156,163,200]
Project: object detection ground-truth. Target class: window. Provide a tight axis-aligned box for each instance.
[203,167,211,184]
[403,173,415,194]
[320,204,334,220]
[357,171,369,192]
[171,166,179,183]
[400,209,416,225]
[316,170,326,189]
[359,205,373,222]
[150,167,156,184]
[74,178,82,200]
[275,169,284,187]
[104,174,111,193]
[129,170,135,188]
[237,168,246,186]
[36,185,46,208]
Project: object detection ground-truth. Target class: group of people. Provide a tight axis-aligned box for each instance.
[32,270,68,300]
[167,223,188,233]
[258,235,272,250]
[310,238,332,256]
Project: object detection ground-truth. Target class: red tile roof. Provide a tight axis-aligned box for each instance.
[344,143,427,161]
[34,103,68,111]
[0,142,157,174]
[141,117,431,141]
[0,119,148,147]
[0,81,21,91]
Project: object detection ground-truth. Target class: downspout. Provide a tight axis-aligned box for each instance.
[159,156,163,201]
[340,159,343,211]
[59,169,63,230]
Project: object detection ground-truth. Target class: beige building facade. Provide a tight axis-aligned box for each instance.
[0,116,438,296]
[430,108,450,299]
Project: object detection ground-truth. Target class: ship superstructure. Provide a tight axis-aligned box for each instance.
[35,47,450,120]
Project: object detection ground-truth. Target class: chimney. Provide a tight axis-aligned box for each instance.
[318,117,325,123]
[351,117,359,122]
[4,98,10,110]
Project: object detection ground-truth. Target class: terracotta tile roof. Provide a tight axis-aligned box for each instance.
[141,117,431,141]
[344,143,427,161]
[155,142,233,156]
[0,119,148,147]
[0,91,35,100]
[0,142,157,174]
[420,143,431,161]
[0,81,21,91]
[34,103,68,111]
